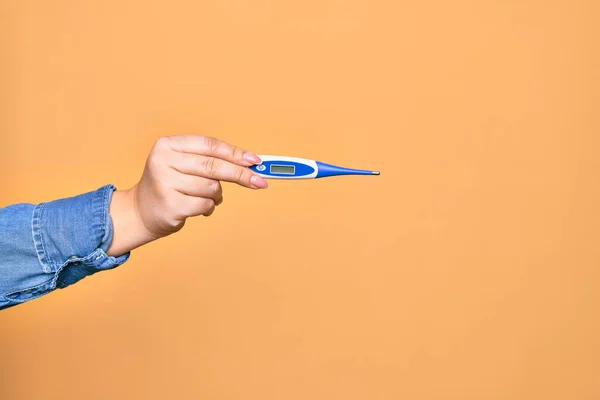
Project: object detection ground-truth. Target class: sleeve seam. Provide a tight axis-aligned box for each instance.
[31,202,54,273]
[93,184,115,250]
[102,184,112,245]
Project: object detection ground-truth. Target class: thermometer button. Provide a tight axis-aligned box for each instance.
[256,164,266,172]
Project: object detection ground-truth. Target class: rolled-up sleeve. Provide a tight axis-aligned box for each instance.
[0,185,129,310]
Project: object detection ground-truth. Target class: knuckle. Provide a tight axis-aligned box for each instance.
[149,137,173,167]
[231,146,241,161]
[203,157,217,176]
[234,167,245,184]
[154,136,172,151]
[169,217,185,229]
[203,198,216,216]
[204,198,215,209]
[208,179,220,194]
[202,136,219,153]
[148,152,164,170]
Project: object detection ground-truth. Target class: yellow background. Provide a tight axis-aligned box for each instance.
[1,1,599,399]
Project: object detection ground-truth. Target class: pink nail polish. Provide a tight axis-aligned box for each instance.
[251,175,268,189]
[244,152,262,165]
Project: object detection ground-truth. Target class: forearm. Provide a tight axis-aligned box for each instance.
[0,135,263,311]
[0,185,129,310]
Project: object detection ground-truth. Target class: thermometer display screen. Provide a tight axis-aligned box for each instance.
[270,165,295,174]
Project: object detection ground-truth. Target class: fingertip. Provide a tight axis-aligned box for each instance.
[244,152,262,165]
[250,175,268,189]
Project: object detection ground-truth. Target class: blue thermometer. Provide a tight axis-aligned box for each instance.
[249,155,380,179]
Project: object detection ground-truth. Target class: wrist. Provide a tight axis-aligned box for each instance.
[106,185,158,256]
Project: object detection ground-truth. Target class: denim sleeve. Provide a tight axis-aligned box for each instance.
[0,185,130,310]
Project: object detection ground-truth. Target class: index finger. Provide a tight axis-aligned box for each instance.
[172,154,268,189]
[166,135,262,166]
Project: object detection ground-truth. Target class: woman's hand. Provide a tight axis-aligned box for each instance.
[107,135,267,256]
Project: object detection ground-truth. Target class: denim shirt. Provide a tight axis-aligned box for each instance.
[0,185,129,310]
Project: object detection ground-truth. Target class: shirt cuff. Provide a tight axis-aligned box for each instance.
[32,184,130,288]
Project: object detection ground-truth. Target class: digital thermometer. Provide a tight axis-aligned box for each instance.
[249,155,380,179]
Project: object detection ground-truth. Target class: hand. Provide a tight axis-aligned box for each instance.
[106,135,267,256]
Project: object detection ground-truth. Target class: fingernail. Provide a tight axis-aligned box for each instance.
[244,152,262,165]
[251,175,268,189]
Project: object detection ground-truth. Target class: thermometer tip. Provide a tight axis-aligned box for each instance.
[372,171,380,175]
